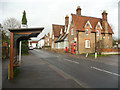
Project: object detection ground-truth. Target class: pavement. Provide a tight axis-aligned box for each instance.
[0,42,2,90]
[2,51,81,88]
[2,49,119,88]
[0,60,2,90]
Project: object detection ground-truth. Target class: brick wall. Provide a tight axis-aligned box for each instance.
[68,22,76,51]
[101,48,120,52]
[78,31,95,54]
[55,49,65,52]
[102,34,113,48]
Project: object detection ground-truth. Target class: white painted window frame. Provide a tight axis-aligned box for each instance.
[84,20,92,29]
[52,35,54,39]
[71,28,74,35]
[95,22,103,30]
[97,30,99,36]
[85,40,90,48]
[52,43,54,48]
[86,29,89,35]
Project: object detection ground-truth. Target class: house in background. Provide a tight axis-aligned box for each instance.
[38,36,45,48]
[50,24,64,50]
[68,6,114,54]
[44,33,51,46]
[42,33,51,50]
[50,15,69,51]
[29,41,38,49]
[54,15,69,51]
[113,40,120,49]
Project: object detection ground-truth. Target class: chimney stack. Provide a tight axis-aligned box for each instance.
[102,10,108,34]
[65,15,69,27]
[102,10,108,21]
[76,6,81,15]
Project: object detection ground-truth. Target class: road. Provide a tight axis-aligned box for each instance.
[2,49,119,88]
[31,49,118,88]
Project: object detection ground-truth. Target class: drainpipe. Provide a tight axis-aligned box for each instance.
[19,41,22,63]
[95,32,97,59]
[77,31,79,54]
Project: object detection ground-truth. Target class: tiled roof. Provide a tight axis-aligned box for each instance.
[55,33,68,43]
[52,24,65,37]
[71,14,114,34]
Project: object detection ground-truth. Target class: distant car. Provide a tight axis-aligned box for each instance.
[29,46,33,50]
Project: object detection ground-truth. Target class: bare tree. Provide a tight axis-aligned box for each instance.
[2,17,21,37]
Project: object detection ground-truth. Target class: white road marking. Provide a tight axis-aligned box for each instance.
[64,58,80,64]
[56,56,59,57]
[91,66,120,77]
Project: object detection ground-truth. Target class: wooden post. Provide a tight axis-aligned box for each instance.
[10,32,13,79]
[15,42,17,61]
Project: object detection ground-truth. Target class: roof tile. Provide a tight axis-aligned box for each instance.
[71,14,114,34]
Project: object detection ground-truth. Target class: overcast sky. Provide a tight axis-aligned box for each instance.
[0,0,119,40]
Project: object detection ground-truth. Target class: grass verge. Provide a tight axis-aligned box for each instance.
[89,54,108,57]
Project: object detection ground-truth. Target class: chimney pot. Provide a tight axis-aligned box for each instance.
[102,10,108,21]
[65,14,69,27]
[76,6,81,15]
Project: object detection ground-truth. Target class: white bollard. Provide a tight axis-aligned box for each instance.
[86,53,88,57]
[95,52,97,59]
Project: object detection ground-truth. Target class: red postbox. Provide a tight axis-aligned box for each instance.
[65,47,68,52]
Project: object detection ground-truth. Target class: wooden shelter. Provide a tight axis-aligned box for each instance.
[9,27,44,79]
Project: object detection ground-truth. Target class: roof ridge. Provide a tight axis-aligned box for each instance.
[71,14,102,19]
[81,15,102,19]
[52,24,64,26]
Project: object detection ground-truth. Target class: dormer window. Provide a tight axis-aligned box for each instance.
[60,28,63,34]
[95,22,103,30]
[86,29,89,35]
[84,20,92,29]
[71,28,74,35]
[64,26,67,33]
[97,30,99,36]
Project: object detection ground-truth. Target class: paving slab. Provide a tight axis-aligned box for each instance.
[2,52,81,88]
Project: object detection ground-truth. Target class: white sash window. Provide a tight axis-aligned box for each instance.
[97,30,99,36]
[85,40,90,48]
[71,28,74,35]
[86,29,89,35]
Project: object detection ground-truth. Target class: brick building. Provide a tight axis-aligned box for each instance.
[50,15,69,51]
[68,6,114,54]
[44,33,51,46]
